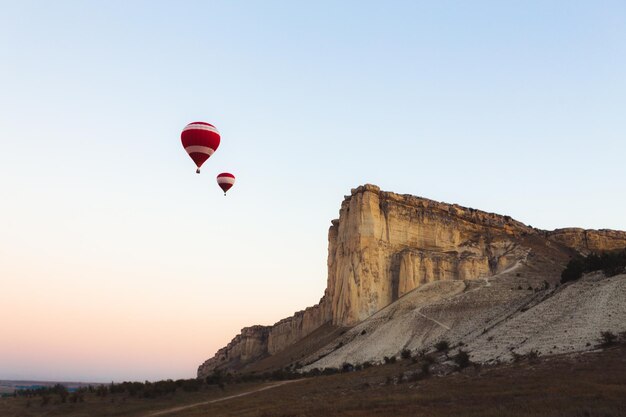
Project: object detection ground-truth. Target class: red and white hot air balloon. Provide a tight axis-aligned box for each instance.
[181,122,221,173]
[216,172,235,195]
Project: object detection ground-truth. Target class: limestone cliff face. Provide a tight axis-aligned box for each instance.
[326,184,534,326]
[267,301,331,355]
[197,184,626,377]
[547,228,626,254]
[197,325,270,377]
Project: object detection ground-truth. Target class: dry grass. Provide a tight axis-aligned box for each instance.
[175,345,626,417]
[0,382,265,417]
[1,345,625,417]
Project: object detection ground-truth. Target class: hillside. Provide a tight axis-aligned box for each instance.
[3,345,626,417]
[198,184,626,377]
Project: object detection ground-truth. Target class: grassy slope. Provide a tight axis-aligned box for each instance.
[178,345,626,417]
[2,345,625,417]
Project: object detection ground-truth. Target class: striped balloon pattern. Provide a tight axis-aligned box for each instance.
[181,122,221,173]
[216,172,236,195]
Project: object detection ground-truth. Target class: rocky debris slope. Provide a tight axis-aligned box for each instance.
[302,271,626,370]
[468,272,626,362]
[198,185,626,377]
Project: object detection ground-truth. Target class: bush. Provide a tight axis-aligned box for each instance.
[527,349,540,362]
[435,340,450,352]
[205,370,224,385]
[383,356,397,364]
[180,379,202,392]
[453,350,471,369]
[401,349,412,360]
[561,249,626,284]
[321,367,339,375]
[600,331,617,347]
[561,258,585,283]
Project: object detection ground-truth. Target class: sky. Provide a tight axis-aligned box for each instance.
[1,1,625,382]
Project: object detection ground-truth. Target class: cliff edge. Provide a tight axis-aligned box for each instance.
[198,184,626,377]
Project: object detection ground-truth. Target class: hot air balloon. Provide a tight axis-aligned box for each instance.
[181,122,220,173]
[217,172,235,195]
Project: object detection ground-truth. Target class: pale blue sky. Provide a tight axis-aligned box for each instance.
[1,1,625,381]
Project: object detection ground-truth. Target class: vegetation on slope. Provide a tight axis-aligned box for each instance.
[561,249,626,283]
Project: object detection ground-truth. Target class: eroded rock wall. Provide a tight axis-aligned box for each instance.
[267,301,332,355]
[327,184,532,326]
[197,325,270,378]
[547,228,626,254]
[198,184,626,377]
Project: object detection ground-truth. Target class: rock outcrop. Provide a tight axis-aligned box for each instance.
[197,325,270,377]
[547,228,626,254]
[198,184,626,378]
[326,184,533,326]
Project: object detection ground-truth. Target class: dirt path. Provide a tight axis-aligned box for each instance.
[416,309,451,330]
[145,380,300,417]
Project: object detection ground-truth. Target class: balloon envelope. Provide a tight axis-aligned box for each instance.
[181,122,220,173]
[217,172,235,194]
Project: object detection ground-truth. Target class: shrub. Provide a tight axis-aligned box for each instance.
[561,249,626,284]
[401,349,412,360]
[561,258,585,283]
[527,350,540,363]
[383,356,397,364]
[321,367,339,375]
[206,370,224,385]
[454,350,471,369]
[435,340,450,352]
[181,379,202,392]
[600,331,617,347]
[341,362,354,373]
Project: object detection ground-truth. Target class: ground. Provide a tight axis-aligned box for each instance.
[1,345,625,417]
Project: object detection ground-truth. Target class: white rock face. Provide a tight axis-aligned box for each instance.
[198,184,626,377]
[302,272,626,370]
[326,184,533,326]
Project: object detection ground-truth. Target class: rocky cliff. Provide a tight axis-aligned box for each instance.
[546,228,626,254]
[326,184,535,326]
[198,184,626,377]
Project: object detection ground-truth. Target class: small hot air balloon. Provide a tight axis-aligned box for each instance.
[181,122,221,173]
[217,172,235,196]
